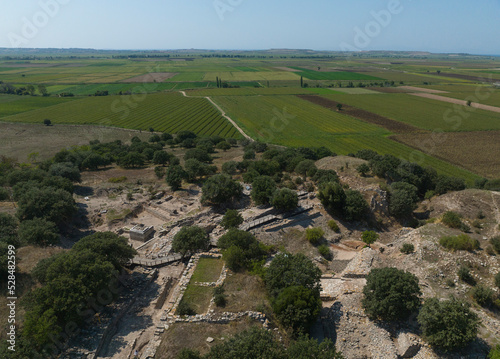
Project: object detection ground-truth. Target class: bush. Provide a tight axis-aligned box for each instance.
[213,286,226,307]
[471,285,494,307]
[218,229,266,272]
[271,188,298,212]
[220,209,243,229]
[439,234,479,252]
[491,236,500,254]
[328,220,340,232]
[418,297,479,351]
[251,176,277,205]
[166,165,187,191]
[361,230,379,247]
[0,187,9,201]
[272,285,321,333]
[400,243,415,254]
[496,272,500,288]
[318,244,332,260]
[458,265,476,285]
[362,267,421,321]
[264,252,322,299]
[306,228,324,245]
[177,301,195,316]
[108,176,127,183]
[442,211,469,232]
[356,163,370,176]
[344,189,369,221]
[488,345,500,359]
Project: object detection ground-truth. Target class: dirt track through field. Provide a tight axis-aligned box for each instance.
[297,94,426,134]
[179,91,253,141]
[409,93,500,114]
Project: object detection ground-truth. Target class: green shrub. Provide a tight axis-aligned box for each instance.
[445,278,455,288]
[361,230,379,247]
[488,345,500,359]
[418,297,479,351]
[458,265,476,285]
[439,234,479,252]
[213,286,226,307]
[318,244,332,260]
[491,236,500,254]
[177,301,195,316]
[0,187,9,201]
[108,176,127,183]
[328,220,340,232]
[400,243,415,254]
[306,228,324,245]
[442,211,469,232]
[495,272,500,288]
[362,267,421,321]
[471,285,494,307]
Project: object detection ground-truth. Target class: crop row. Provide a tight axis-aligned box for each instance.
[2,92,240,138]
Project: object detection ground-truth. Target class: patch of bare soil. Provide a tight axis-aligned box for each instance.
[409,92,500,113]
[368,87,412,93]
[435,72,500,83]
[398,86,449,93]
[122,73,179,83]
[273,66,301,72]
[391,131,500,178]
[297,94,426,133]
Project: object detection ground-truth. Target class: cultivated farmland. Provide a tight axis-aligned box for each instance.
[2,92,241,138]
[292,68,382,81]
[392,131,500,178]
[321,93,500,132]
[212,95,479,181]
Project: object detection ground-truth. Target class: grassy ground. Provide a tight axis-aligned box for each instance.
[0,122,151,162]
[156,319,260,359]
[213,272,270,314]
[321,92,500,132]
[177,285,213,315]
[1,92,241,138]
[191,258,224,283]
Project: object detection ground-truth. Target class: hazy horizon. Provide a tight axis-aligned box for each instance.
[1,0,499,55]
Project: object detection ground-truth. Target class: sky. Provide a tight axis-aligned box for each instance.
[0,0,499,54]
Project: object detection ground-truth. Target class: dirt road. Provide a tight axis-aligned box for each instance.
[410,93,500,114]
[179,91,253,141]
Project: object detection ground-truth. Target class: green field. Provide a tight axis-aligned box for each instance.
[1,92,241,138]
[186,87,312,97]
[292,68,381,81]
[321,93,500,132]
[0,95,75,117]
[213,95,479,181]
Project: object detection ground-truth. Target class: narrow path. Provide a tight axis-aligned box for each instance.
[179,91,253,141]
[409,92,500,114]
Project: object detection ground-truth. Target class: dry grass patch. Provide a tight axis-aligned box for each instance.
[214,272,270,314]
[156,319,259,359]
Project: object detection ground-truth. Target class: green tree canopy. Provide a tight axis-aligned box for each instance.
[72,232,136,269]
[362,267,421,321]
[201,174,242,206]
[16,187,76,224]
[344,189,369,221]
[166,165,187,191]
[265,253,322,298]
[220,209,243,229]
[251,175,277,205]
[18,218,59,246]
[172,226,209,257]
[49,162,81,182]
[318,182,346,215]
[272,188,299,212]
[273,285,322,333]
[152,150,170,166]
[417,297,479,351]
